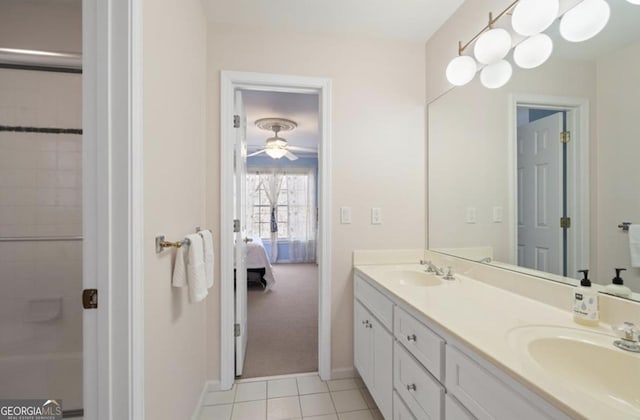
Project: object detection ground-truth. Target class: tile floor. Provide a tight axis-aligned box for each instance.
[198,374,383,420]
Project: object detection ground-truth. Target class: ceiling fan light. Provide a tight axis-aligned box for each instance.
[514,34,554,69]
[512,0,559,36]
[474,28,512,65]
[480,60,513,89]
[265,147,287,159]
[446,55,477,86]
[560,0,610,43]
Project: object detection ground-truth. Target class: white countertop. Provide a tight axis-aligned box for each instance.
[354,263,640,420]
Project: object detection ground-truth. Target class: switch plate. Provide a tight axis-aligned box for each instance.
[340,207,352,224]
[371,207,382,225]
[466,207,476,224]
[493,206,503,223]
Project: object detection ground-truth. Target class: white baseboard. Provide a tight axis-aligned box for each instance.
[191,380,221,420]
[331,367,358,380]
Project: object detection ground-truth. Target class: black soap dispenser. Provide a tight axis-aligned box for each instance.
[572,269,599,326]
[605,268,631,297]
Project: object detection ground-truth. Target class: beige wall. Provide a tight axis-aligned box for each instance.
[206,23,426,379]
[143,0,208,418]
[596,41,640,291]
[0,0,82,52]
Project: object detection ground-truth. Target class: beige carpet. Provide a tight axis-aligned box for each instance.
[241,263,318,378]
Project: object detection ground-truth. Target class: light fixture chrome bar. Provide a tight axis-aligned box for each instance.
[0,48,82,72]
[457,0,520,55]
[0,236,83,242]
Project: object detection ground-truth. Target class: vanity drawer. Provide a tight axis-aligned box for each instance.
[393,391,417,420]
[355,274,393,330]
[394,305,445,381]
[394,342,444,420]
[445,394,475,420]
[446,345,556,420]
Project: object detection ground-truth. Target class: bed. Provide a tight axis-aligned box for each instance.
[245,236,276,290]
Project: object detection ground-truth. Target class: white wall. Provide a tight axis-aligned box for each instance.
[206,23,426,379]
[143,0,208,418]
[596,41,640,291]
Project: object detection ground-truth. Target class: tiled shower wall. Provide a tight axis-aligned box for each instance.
[0,68,82,409]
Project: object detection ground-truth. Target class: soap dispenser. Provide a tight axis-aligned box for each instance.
[605,268,632,298]
[573,269,599,326]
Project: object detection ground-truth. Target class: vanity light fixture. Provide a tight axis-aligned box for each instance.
[626,0,640,4]
[445,0,617,89]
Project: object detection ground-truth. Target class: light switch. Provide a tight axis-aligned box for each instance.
[493,206,503,223]
[371,207,382,225]
[466,207,476,224]
[340,207,352,224]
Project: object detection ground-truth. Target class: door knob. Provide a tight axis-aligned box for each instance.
[244,237,253,243]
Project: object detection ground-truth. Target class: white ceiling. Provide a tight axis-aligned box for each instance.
[243,90,319,153]
[204,0,465,42]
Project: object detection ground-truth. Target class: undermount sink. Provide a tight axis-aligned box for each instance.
[382,270,442,287]
[508,325,640,416]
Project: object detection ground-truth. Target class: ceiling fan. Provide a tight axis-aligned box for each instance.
[248,117,317,161]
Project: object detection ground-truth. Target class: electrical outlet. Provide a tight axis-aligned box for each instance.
[340,207,352,224]
[466,207,476,224]
[493,206,503,223]
[371,207,382,225]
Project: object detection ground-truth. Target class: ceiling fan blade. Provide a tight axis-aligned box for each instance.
[285,151,299,161]
[247,149,266,157]
[288,146,318,153]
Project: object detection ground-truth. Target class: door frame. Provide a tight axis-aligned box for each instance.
[83,0,144,418]
[220,71,332,390]
[508,94,590,277]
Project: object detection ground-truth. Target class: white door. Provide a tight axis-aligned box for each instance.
[517,113,563,275]
[234,89,249,376]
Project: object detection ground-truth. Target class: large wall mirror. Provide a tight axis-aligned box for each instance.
[428,1,640,301]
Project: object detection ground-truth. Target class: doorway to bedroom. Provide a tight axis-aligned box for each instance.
[242,90,320,377]
[220,71,332,387]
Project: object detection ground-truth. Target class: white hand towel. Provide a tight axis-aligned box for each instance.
[186,233,208,302]
[172,242,187,287]
[629,224,640,267]
[199,230,215,289]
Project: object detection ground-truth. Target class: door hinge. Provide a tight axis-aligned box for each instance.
[560,131,571,143]
[233,219,240,233]
[82,289,98,309]
[561,217,571,229]
[233,115,240,128]
[234,323,241,337]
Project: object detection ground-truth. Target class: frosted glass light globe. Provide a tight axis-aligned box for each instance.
[626,0,640,4]
[446,55,477,86]
[514,34,554,69]
[512,0,559,36]
[480,60,513,89]
[560,0,610,43]
[474,28,512,64]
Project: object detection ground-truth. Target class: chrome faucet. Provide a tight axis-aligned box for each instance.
[443,266,456,280]
[612,322,640,353]
[420,259,444,276]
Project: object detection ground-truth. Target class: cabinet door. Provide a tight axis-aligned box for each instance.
[370,314,393,420]
[354,301,372,385]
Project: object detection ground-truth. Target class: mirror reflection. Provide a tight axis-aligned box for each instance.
[428,1,640,301]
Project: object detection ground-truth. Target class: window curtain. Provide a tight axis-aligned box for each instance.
[247,172,284,262]
[285,169,317,263]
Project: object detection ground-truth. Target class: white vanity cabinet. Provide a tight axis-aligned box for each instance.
[354,272,572,420]
[354,278,393,420]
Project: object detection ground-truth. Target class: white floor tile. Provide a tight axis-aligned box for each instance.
[337,410,374,420]
[300,393,335,417]
[199,404,232,420]
[330,389,368,413]
[327,379,359,392]
[304,415,338,420]
[203,385,236,406]
[267,396,301,420]
[268,378,299,398]
[231,400,267,420]
[235,381,267,402]
[297,376,329,395]
[354,378,365,389]
[358,388,377,409]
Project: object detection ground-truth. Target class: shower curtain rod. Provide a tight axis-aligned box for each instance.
[0,48,82,73]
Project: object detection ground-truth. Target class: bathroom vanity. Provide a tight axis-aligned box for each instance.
[353,251,640,420]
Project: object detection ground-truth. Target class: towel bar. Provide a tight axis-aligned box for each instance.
[155,228,211,253]
[619,222,631,232]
